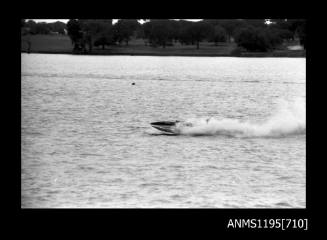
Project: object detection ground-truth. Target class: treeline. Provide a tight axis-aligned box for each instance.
[22,19,306,53]
[233,19,306,51]
[66,19,140,52]
[21,19,67,35]
[140,19,306,51]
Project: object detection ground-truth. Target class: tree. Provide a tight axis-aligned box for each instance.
[34,22,51,34]
[188,21,213,49]
[286,19,304,39]
[276,28,293,42]
[135,22,145,40]
[286,19,306,48]
[268,19,294,41]
[142,20,174,48]
[25,20,37,34]
[169,20,180,43]
[21,19,30,35]
[67,19,83,51]
[264,28,283,49]
[153,20,175,48]
[24,21,51,34]
[209,25,227,45]
[21,19,31,52]
[270,19,306,48]
[217,19,247,42]
[48,21,67,34]
[141,21,153,45]
[113,19,140,45]
[295,20,306,49]
[234,26,268,51]
[177,20,194,45]
[94,27,115,50]
[234,25,283,52]
[79,19,113,52]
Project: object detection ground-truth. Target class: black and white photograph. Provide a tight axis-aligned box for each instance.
[21,19,306,209]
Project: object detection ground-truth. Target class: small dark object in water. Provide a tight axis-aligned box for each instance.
[132,82,135,85]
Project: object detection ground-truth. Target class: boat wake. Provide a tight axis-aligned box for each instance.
[176,98,306,138]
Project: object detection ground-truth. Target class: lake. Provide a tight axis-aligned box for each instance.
[21,54,306,208]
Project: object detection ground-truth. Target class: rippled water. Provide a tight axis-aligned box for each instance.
[21,54,306,208]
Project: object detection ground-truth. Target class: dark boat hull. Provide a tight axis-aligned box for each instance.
[150,121,180,134]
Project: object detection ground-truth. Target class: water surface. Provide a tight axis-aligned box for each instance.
[21,54,306,208]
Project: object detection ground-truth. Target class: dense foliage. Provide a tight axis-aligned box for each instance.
[22,19,67,35]
[234,26,284,52]
[22,19,306,53]
[113,19,140,45]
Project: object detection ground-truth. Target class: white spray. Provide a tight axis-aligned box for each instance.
[178,98,306,138]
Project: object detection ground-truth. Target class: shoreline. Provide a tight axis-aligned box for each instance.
[21,50,306,58]
[21,35,306,58]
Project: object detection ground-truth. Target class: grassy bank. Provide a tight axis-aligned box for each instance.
[21,35,306,57]
[21,34,72,53]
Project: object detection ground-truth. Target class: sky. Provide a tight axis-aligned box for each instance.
[28,19,202,24]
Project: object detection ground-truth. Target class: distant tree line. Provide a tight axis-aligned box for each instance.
[233,19,306,51]
[203,19,306,51]
[22,19,306,52]
[66,19,142,52]
[21,19,67,35]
